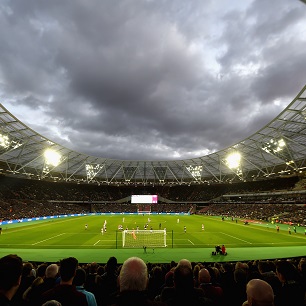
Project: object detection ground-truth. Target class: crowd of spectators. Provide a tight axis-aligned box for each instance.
[2,198,305,226]
[1,174,306,225]
[0,201,194,222]
[203,203,306,226]
[1,253,306,306]
[1,197,305,227]
[0,174,302,204]
[0,200,90,221]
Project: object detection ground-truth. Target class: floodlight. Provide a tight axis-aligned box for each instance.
[0,133,10,148]
[186,165,202,180]
[263,138,286,154]
[278,138,285,148]
[262,138,293,164]
[86,163,103,180]
[44,149,61,167]
[226,152,241,169]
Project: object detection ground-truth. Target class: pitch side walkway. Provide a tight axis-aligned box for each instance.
[1,245,306,264]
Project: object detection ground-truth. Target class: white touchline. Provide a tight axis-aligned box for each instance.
[32,233,66,245]
[221,232,252,244]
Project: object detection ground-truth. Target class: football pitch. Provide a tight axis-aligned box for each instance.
[0,214,306,264]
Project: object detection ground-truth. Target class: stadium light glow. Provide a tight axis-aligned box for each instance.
[86,163,103,181]
[186,165,202,180]
[226,152,241,169]
[262,138,294,164]
[44,149,61,167]
[262,138,286,154]
[0,133,22,151]
[0,133,10,148]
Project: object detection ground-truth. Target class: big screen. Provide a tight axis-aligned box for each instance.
[131,195,158,204]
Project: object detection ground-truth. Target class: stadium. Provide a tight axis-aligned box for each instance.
[0,84,306,264]
[2,2,306,305]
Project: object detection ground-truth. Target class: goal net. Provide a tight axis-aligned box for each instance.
[122,229,167,248]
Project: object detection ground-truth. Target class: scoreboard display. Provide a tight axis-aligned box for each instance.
[131,195,158,204]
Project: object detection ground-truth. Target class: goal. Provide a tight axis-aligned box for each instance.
[122,229,167,248]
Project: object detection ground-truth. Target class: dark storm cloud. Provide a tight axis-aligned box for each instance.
[0,0,306,160]
[216,0,306,105]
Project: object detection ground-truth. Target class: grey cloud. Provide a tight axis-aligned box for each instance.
[1,0,305,160]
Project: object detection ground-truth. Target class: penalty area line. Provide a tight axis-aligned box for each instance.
[32,233,66,245]
[220,232,252,244]
[93,240,100,246]
[188,239,194,245]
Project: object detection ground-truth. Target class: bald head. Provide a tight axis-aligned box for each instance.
[119,257,148,292]
[45,264,59,279]
[198,268,211,284]
[246,279,274,306]
[177,259,192,269]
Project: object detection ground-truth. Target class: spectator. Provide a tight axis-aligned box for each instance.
[219,262,235,305]
[297,258,306,293]
[198,268,223,306]
[36,263,48,279]
[84,262,99,296]
[42,300,62,306]
[113,256,166,305]
[242,279,274,306]
[11,261,36,306]
[232,268,248,306]
[257,260,281,297]
[177,259,192,269]
[235,262,249,272]
[275,260,304,306]
[148,265,165,300]
[73,268,97,306]
[0,254,23,306]
[193,264,201,287]
[95,256,118,305]
[160,262,213,306]
[221,245,226,255]
[40,257,87,306]
[208,267,221,286]
[246,261,261,281]
[22,276,44,304]
[28,263,59,305]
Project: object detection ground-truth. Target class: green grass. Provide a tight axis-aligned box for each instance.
[0,214,306,264]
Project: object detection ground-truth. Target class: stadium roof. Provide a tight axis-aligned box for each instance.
[1,84,306,186]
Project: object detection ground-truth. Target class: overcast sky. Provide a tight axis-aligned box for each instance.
[1,0,306,161]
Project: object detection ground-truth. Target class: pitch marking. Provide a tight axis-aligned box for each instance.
[220,232,252,244]
[94,240,100,246]
[32,233,66,245]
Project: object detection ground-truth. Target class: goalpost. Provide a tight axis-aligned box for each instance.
[122,229,167,248]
